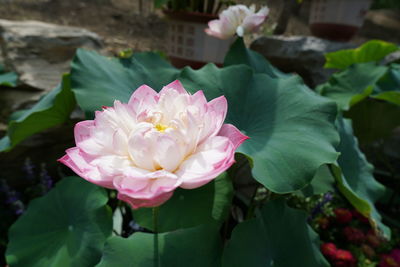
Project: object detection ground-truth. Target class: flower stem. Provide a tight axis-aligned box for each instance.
[153,207,160,267]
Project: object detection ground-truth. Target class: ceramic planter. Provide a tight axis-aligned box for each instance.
[164,11,233,69]
[309,0,372,41]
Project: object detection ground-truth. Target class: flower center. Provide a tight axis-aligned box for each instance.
[154,123,169,132]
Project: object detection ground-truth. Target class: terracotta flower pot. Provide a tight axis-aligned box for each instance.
[164,10,233,69]
[309,0,372,42]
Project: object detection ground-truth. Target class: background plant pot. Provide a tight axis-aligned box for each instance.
[164,11,233,69]
[309,0,372,42]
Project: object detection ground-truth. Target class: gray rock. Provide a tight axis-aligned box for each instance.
[0,45,3,63]
[359,9,400,44]
[250,35,356,87]
[0,86,39,123]
[0,19,103,123]
[383,51,400,65]
[0,19,103,91]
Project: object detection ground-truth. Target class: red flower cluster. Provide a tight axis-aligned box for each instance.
[316,217,330,230]
[316,204,394,267]
[321,243,357,267]
[321,243,337,259]
[335,249,357,267]
[342,226,365,244]
[380,249,400,267]
[334,208,353,224]
[366,230,383,248]
[351,210,369,224]
[361,244,376,259]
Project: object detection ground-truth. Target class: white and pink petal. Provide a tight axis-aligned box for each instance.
[58,147,115,189]
[114,170,180,199]
[177,136,236,189]
[118,191,174,209]
[218,123,249,150]
[128,84,158,115]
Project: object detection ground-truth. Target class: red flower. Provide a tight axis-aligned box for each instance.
[321,244,357,267]
[342,226,365,244]
[391,249,400,263]
[333,249,357,267]
[351,209,369,224]
[380,254,400,267]
[366,230,383,248]
[361,244,376,259]
[334,208,353,224]
[321,243,337,259]
[317,217,330,229]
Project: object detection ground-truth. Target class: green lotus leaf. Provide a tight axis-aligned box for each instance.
[70,49,179,114]
[298,164,336,198]
[133,172,233,232]
[179,64,339,193]
[318,62,388,111]
[0,74,76,152]
[222,199,329,267]
[332,117,390,238]
[70,50,338,193]
[373,63,400,105]
[344,98,400,144]
[224,37,286,77]
[6,177,113,267]
[96,224,222,267]
[324,40,399,69]
[0,71,18,87]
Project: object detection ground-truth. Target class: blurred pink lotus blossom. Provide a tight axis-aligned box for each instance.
[205,4,269,40]
[59,80,248,209]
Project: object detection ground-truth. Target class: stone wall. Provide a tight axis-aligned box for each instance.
[0,19,102,123]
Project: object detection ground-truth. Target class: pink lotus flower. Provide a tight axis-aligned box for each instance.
[59,80,248,209]
[205,4,269,40]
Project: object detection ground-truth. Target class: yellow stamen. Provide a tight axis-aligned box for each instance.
[155,123,169,132]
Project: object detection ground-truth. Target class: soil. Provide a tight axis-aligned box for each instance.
[0,0,169,55]
[0,0,266,55]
